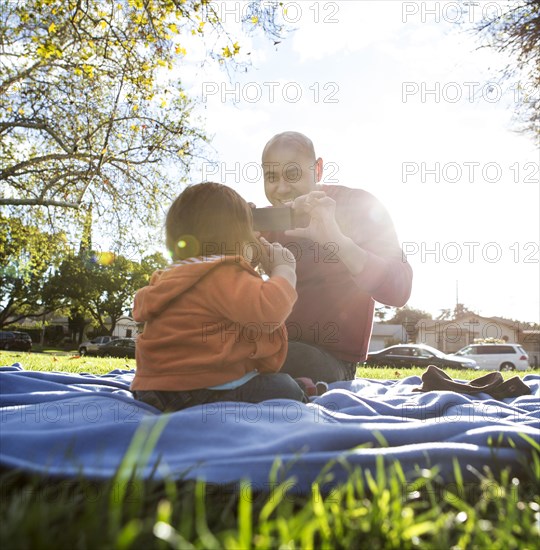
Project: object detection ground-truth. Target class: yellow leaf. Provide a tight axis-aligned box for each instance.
[157,59,166,66]
[132,104,139,111]
[48,22,56,34]
[36,44,49,58]
[168,23,179,34]
[99,20,107,29]
[251,16,258,24]
[42,47,59,59]
[82,64,94,78]
[175,45,186,56]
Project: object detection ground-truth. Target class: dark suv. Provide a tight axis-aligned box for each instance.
[0,331,33,351]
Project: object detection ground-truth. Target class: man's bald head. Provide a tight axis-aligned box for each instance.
[262,131,317,164]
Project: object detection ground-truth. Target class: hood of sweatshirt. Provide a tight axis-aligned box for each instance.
[133,255,253,322]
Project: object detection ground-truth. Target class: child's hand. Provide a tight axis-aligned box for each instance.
[258,236,296,271]
[258,236,296,274]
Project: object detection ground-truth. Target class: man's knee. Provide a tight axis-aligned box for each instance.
[286,341,328,367]
[283,341,351,383]
[273,373,306,401]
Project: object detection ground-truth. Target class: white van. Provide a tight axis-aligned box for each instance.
[451,343,529,372]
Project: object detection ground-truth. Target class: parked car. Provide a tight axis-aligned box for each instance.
[94,338,136,359]
[0,331,33,352]
[449,343,529,371]
[364,344,478,370]
[78,335,117,356]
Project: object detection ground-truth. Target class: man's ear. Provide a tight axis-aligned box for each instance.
[314,157,323,183]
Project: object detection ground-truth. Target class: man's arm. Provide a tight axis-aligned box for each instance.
[342,237,412,306]
[284,189,413,306]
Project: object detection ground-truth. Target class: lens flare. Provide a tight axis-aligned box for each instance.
[96,252,116,266]
[176,234,200,258]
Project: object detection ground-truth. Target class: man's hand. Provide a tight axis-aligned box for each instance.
[284,191,343,244]
[284,191,369,275]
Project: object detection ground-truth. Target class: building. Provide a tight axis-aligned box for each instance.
[415,313,520,354]
[369,323,408,352]
[520,329,540,369]
[111,316,139,339]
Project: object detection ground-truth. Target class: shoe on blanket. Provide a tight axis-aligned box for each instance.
[414,364,530,400]
[295,377,317,397]
[295,377,328,397]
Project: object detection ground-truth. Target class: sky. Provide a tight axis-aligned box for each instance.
[176,0,539,325]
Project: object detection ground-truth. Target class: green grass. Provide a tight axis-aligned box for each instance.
[0,349,135,374]
[0,352,538,549]
[1,350,525,380]
[355,364,524,381]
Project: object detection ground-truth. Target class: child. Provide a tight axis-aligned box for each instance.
[131,182,306,411]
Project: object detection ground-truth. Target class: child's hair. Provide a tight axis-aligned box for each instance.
[165,182,256,261]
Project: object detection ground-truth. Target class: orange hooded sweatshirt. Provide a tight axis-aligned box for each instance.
[130,255,297,391]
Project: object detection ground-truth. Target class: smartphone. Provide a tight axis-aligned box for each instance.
[252,207,294,232]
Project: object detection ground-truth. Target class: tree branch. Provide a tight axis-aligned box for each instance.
[1,152,100,179]
[0,120,72,153]
[0,198,81,208]
[0,59,44,95]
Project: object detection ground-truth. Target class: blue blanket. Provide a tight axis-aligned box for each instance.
[1,364,538,494]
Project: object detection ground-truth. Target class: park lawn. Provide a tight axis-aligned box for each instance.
[0,350,525,380]
[0,352,538,549]
[0,350,135,375]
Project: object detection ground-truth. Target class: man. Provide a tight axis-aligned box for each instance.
[260,131,413,382]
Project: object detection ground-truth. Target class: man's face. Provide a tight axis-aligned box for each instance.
[262,142,319,206]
